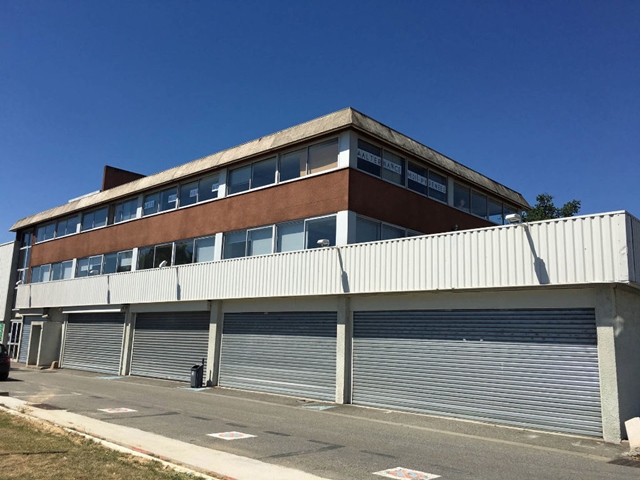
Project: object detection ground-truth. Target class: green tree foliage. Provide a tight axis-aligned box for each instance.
[523,193,581,221]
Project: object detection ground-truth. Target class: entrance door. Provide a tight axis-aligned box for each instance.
[7,320,22,359]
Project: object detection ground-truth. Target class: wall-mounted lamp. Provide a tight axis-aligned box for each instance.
[158,260,168,268]
[15,280,23,286]
[505,213,523,225]
[317,239,330,247]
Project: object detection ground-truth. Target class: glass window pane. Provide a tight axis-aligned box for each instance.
[428,171,447,203]
[488,200,503,224]
[81,212,94,231]
[194,236,215,263]
[228,166,251,194]
[77,258,90,277]
[138,247,154,270]
[18,248,30,270]
[31,266,41,283]
[88,255,103,276]
[143,193,160,216]
[280,149,306,182]
[308,139,338,174]
[355,217,380,243]
[51,262,62,281]
[199,175,219,202]
[356,139,381,177]
[56,219,67,237]
[61,260,74,279]
[251,158,276,189]
[407,230,422,237]
[381,151,404,185]
[471,191,488,219]
[115,198,138,223]
[102,253,117,274]
[305,216,336,249]
[247,227,273,256]
[93,208,108,228]
[180,181,199,208]
[160,188,178,212]
[174,239,194,265]
[381,224,405,240]
[454,184,470,212]
[40,264,51,282]
[223,230,247,259]
[277,221,304,252]
[117,251,133,272]
[154,244,173,267]
[407,162,428,195]
[22,232,33,247]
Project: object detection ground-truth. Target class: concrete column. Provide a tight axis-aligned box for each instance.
[336,210,354,246]
[595,285,622,443]
[217,168,228,198]
[335,296,352,404]
[213,233,224,261]
[337,131,352,169]
[119,307,135,376]
[206,300,223,386]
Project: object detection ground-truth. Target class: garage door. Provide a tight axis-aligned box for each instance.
[220,312,337,401]
[353,309,602,437]
[62,313,125,374]
[130,312,210,382]
[18,318,31,364]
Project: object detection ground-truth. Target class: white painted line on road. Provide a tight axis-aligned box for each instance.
[97,376,124,380]
[98,408,137,413]
[207,431,256,441]
[12,392,82,399]
[373,467,441,479]
[301,405,335,411]
[177,387,210,392]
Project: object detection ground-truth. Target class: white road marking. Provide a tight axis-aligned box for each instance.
[207,431,256,441]
[98,407,137,413]
[373,467,441,479]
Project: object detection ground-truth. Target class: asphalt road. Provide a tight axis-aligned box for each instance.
[2,365,638,480]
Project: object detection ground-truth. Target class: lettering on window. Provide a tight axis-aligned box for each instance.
[189,188,198,198]
[168,194,177,203]
[357,148,381,166]
[428,179,447,194]
[407,170,427,186]
[144,200,155,209]
[382,159,402,175]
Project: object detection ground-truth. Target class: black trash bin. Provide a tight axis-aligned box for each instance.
[190,364,203,388]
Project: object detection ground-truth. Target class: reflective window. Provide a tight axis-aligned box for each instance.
[143,187,177,216]
[251,158,276,189]
[453,184,470,212]
[117,250,133,272]
[381,151,404,185]
[154,244,173,267]
[82,207,108,231]
[36,223,56,242]
[198,175,219,202]
[194,236,215,263]
[356,217,380,243]
[280,149,306,182]
[308,139,339,174]
[137,247,154,270]
[142,192,160,216]
[357,139,381,177]
[31,264,51,283]
[56,216,78,237]
[77,255,103,277]
[102,253,118,274]
[471,191,488,219]
[180,181,199,208]
[305,216,336,248]
[174,239,194,265]
[277,221,304,252]
[428,171,447,203]
[18,248,31,270]
[407,162,428,195]
[51,260,73,281]
[228,165,251,194]
[381,224,405,240]
[223,230,247,259]
[114,198,138,223]
[488,200,503,224]
[247,227,273,256]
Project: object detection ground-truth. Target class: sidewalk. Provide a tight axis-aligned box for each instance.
[0,395,331,480]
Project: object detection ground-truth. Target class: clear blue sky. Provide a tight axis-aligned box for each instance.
[1,1,638,243]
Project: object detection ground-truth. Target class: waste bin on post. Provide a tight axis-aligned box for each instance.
[190,364,203,388]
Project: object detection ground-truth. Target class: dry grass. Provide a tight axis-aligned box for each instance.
[0,411,205,479]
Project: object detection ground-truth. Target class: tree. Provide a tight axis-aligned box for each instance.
[523,193,581,222]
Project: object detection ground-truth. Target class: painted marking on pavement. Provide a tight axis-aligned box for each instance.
[301,405,335,410]
[97,376,124,380]
[373,467,441,479]
[177,387,210,392]
[98,407,137,413]
[207,431,256,441]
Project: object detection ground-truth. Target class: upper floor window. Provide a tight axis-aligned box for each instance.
[308,139,339,174]
[382,151,404,186]
[143,187,178,216]
[51,260,74,281]
[355,216,410,244]
[453,183,471,213]
[174,236,215,265]
[357,139,382,177]
[36,223,56,242]
[114,198,138,223]
[82,207,108,231]
[179,174,219,207]
[228,157,277,195]
[56,215,78,237]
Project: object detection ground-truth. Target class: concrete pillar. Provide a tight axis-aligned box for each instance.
[335,296,352,404]
[595,285,622,443]
[119,307,135,376]
[206,300,223,386]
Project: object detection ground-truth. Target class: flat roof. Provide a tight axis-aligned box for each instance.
[11,108,529,231]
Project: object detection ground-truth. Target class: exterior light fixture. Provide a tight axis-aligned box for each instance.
[15,280,23,286]
[505,213,522,225]
[158,260,168,268]
[317,239,330,247]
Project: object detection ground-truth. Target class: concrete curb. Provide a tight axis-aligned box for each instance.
[0,396,330,480]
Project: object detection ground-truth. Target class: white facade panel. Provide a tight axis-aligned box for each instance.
[14,212,638,309]
[0,242,17,322]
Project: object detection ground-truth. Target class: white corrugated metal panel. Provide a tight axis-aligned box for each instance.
[15,212,636,308]
[0,242,17,321]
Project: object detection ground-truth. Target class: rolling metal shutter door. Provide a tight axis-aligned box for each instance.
[353,309,602,437]
[130,312,210,382]
[63,313,125,374]
[18,319,31,364]
[220,312,337,401]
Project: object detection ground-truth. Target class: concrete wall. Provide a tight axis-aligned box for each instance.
[0,242,17,340]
